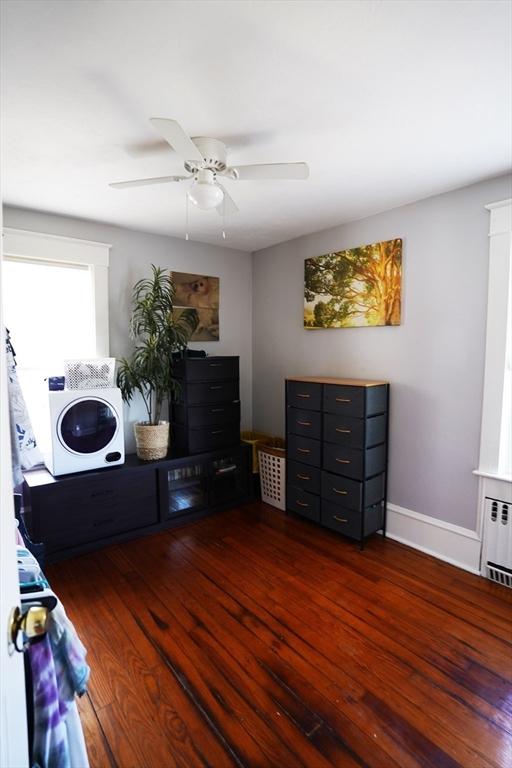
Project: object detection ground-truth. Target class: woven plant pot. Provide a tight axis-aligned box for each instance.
[134,422,169,461]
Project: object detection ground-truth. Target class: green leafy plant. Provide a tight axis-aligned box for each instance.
[117,265,198,424]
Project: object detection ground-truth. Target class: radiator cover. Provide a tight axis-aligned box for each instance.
[482,497,512,588]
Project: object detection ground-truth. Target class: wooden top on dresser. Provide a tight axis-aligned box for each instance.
[286,376,388,387]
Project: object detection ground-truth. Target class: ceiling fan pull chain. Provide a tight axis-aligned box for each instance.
[185,191,189,241]
[222,194,226,240]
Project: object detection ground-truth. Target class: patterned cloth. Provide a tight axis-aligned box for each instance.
[29,637,71,768]
[28,601,90,768]
[5,327,42,486]
[48,602,90,701]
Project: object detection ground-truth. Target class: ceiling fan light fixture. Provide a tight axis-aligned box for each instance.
[110,118,309,219]
[188,169,224,210]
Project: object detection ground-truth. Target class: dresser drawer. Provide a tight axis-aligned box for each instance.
[321,471,385,511]
[321,471,362,511]
[321,504,363,540]
[323,385,365,417]
[323,413,386,448]
[321,502,384,541]
[287,460,321,494]
[287,408,321,439]
[323,383,388,417]
[287,434,321,467]
[185,423,240,454]
[323,414,364,448]
[183,380,240,405]
[323,443,386,480]
[287,381,322,411]
[32,470,158,550]
[173,402,240,428]
[286,485,320,522]
[175,356,239,382]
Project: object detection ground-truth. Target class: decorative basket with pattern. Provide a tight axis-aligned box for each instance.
[64,358,116,390]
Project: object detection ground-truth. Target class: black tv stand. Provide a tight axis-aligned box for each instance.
[22,444,252,563]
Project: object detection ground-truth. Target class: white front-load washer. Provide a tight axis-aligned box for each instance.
[43,387,125,476]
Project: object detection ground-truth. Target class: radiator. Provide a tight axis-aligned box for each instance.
[482,498,512,587]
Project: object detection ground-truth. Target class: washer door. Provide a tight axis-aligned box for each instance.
[58,397,118,454]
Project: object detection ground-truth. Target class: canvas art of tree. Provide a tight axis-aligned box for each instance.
[304,238,402,328]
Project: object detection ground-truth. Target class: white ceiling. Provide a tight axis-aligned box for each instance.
[1,0,511,252]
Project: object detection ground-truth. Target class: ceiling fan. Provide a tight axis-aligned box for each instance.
[109,118,309,214]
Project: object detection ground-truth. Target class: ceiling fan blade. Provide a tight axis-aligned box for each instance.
[109,175,189,189]
[150,118,204,162]
[227,162,309,181]
[216,184,239,215]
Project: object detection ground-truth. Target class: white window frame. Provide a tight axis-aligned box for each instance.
[475,198,512,481]
[2,227,111,356]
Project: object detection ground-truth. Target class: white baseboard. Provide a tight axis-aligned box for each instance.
[382,503,482,575]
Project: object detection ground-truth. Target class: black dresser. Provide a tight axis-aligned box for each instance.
[170,356,241,455]
[285,377,389,547]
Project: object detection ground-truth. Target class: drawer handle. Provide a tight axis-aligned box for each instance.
[297,393,311,399]
[210,408,225,413]
[215,465,237,475]
[209,363,223,367]
[335,428,351,434]
[335,398,351,403]
[296,500,309,507]
[297,473,310,480]
[211,430,224,435]
[332,487,348,495]
[297,420,311,426]
[297,448,310,454]
[335,458,351,464]
[209,385,223,390]
[333,515,348,523]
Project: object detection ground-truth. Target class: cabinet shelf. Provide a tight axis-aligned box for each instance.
[168,476,206,491]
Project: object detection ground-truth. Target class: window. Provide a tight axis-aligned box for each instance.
[1,228,110,448]
[477,200,512,480]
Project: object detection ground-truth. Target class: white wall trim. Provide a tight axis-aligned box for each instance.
[2,227,111,355]
[383,503,482,574]
[2,227,111,266]
[484,198,512,211]
[477,200,512,476]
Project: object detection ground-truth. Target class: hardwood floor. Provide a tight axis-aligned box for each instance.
[47,502,512,768]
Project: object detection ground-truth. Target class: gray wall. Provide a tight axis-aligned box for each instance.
[252,174,512,529]
[3,206,253,452]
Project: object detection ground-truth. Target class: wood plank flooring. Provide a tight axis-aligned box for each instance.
[47,502,512,768]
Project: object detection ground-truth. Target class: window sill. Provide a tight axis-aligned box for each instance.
[473,469,512,484]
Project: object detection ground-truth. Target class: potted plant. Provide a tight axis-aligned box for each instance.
[117,265,198,460]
